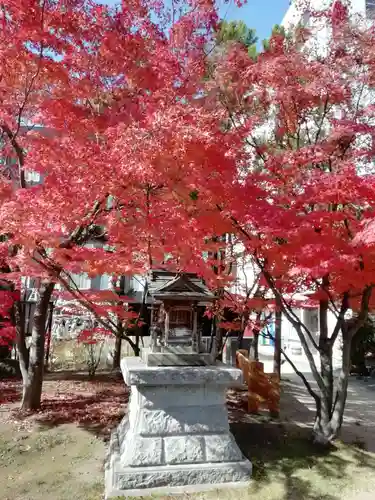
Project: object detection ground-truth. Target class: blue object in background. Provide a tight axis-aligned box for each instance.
[260,319,275,346]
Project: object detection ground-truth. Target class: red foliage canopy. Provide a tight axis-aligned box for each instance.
[193,2,375,319]
[1,0,375,343]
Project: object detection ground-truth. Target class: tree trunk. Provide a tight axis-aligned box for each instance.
[209,317,216,355]
[237,329,244,350]
[113,311,123,370]
[310,287,337,443]
[132,342,140,357]
[252,261,373,445]
[238,306,250,350]
[13,299,29,382]
[21,282,54,412]
[253,331,259,361]
[273,298,282,377]
[214,325,225,361]
[312,317,356,443]
[313,397,335,444]
[44,303,53,371]
[124,334,140,356]
[210,317,224,362]
[319,287,334,409]
[135,332,140,354]
[329,332,352,436]
[250,311,261,361]
[312,338,352,444]
[113,335,122,370]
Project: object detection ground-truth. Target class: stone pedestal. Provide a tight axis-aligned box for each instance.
[105,357,252,498]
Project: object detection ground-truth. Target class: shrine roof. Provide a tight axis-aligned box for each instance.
[148,270,214,301]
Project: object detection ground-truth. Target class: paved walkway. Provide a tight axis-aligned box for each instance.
[280,372,375,451]
[253,346,375,450]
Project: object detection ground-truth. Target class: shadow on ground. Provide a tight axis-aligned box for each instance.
[281,374,375,452]
[44,369,123,383]
[228,385,375,500]
[232,420,335,499]
[7,371,128,439]
[35,387,128,439]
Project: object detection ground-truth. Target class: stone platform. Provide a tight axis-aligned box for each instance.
[105,357,252,498]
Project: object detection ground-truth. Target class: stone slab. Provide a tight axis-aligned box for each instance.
[120,436,163,467]
[141,348,211,366]
[160,346,195,354]
[143,346,195,355]
[138,407,184,436]
[121,357,243,386]
[110,462,252,490]
[205,434,244,462]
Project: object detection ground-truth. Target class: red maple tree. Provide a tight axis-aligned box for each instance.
[0,0,233,410]
[186,1,375,442]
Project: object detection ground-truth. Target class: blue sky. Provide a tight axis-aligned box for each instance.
[102,0,291,45]
[218,0,290,43]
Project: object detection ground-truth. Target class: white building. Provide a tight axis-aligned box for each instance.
[228,240,324,361]
[283,0,375,29]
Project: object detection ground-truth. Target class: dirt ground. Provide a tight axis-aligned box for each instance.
[1,372,375,500]
[0,371,125,500]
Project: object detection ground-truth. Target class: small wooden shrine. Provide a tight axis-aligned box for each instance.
[143,270,215,365]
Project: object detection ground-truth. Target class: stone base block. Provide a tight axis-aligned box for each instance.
[105,358,252,498]
[105,429,252,498]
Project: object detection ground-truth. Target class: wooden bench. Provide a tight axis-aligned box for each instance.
[236,351,280,417]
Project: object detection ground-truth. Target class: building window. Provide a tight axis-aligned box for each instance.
[303,308,319,333]
[100,274,110,290]
[367,0,375,19]
[70,273,91,290]
[90,275,102,290]
[25,277,40,289]
[24,170,40,183]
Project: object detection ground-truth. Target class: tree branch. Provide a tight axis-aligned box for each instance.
[263,325,320,405]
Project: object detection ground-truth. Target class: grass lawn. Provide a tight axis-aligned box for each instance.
[1,373,375,500]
